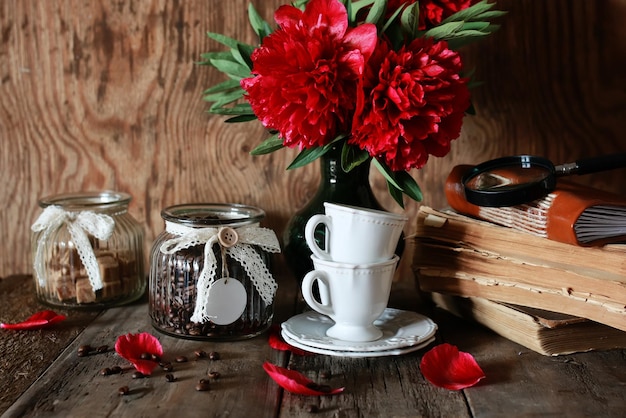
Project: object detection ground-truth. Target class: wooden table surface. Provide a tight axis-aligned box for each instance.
[1,265,625,418]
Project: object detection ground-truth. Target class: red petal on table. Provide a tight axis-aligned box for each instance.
[114,332,163,375]
[268,325,313,356]
[0,310,66,330]
[263,362,344,396]
[420,343,485,390]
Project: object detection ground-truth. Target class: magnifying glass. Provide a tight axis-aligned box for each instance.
[462,153,626,207]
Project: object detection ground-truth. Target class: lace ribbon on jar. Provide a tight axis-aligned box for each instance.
[31,205,115,290]
[159,222,281,323]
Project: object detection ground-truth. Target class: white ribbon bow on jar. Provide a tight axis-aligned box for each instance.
[31,205,115,291]
[159,223,281,323]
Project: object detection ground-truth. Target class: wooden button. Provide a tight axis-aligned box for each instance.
[217,227,238,247]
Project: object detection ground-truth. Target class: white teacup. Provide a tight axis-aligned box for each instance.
[301,255,399,342]
[305,203,407,264]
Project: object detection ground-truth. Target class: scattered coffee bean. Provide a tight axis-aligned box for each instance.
[77,345,93,357]
[305,404,319,413]
[162,363,174,372]
[140,352,151,360]
[100,368,112,376]
[118,386,130,396]
[165,373,176,382]
[195,380,211,391]
[175,355,188,363]
[195,350,207,358]
[96,345,109,354]
[131,371,145,379]
[110,366,122,374]
[151,354,161,362]
[207,371,221,379]
[209,351,220,360]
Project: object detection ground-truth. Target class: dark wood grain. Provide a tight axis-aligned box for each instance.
[1,0,626,281]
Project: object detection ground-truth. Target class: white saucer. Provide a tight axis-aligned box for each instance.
[282,330,435,358]
[281,308,438,353]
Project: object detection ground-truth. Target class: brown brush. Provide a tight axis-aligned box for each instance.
[445,165,626,246]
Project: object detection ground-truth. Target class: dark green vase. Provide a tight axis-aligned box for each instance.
[282,145,404,282]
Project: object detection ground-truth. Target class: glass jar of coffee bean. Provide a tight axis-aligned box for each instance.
[31,191,145,308]
[149,203,279,340]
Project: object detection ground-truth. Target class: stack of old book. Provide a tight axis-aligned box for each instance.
[412,165,626,356]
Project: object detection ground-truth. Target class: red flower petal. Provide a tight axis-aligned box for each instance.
[268,326,313,356]
[0,310,66,330]
[263,362,344,396]
[420,343,485,390]
[114,332,163,375]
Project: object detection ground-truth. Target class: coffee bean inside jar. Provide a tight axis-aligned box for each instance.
[149,204,280,340]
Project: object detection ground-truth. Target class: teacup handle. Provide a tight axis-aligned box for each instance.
[301,270,333,317]
[304,214,332,260]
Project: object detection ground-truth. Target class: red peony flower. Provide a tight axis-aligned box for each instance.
[0,310,66,330]
[350,37,470,172]
[386,0,474,29]
[241,0,378,150]
[115,332,163,375]
[420,343,485,390]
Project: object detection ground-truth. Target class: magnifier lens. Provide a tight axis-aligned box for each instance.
[462,155,557,207]
[465,165,552,192]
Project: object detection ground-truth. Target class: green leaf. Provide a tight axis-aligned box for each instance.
[341,144,370,172]
[365,0,387,25]
[203,88,244,105]
[395,171,423,202]
[207,103,253,116]
[206,32,241,49]
[250,134,284,155]
[400,3,420,40]
[202,79,242,94]
[387,182,405,208]
[424,21,464,40]
[225,114,258,123]
[349,0,375,22]
[372,158,402,190]
[209,59,252,79]
[199,51,237,64]
[237,43,255,69]
[287,137,345,170]
[248,3,273,40]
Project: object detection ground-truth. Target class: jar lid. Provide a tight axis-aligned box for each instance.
[161,203,265,228]
[38,191,132,210]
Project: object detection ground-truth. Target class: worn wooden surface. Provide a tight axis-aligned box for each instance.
[2,0,626,278]
[1,267,625,418]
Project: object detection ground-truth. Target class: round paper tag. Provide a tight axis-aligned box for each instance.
[206,278,247,325]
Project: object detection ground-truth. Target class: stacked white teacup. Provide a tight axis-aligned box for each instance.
[302,202,408,343]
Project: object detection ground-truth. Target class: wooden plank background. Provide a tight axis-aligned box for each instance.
[1,0,625,278]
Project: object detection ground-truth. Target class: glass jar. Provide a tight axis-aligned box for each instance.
[149,203,281,340]
[31,191,145,309]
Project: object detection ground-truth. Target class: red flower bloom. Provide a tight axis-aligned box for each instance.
[420,343,485,390]
[263,362,344,396]
[115,332,163,375]
[241,0,377,149]
[386,0,473,29]
[0,310,66,330]
[350,37,470,171]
